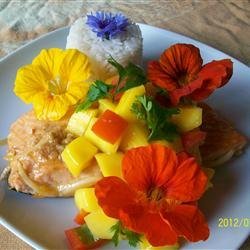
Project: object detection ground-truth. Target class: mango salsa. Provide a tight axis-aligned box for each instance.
[120,122,149,151]
[92,110,128,144]
[85,118,121,154]
[153,136,183,153]
[116,85,146,122]
[171,106,202,132]
[98,99,116,114]
[95,152,124,178]
[66,109,98,136]
[140,236,179,250]
[84,209,118,239]
[61,137,98,177]
[74,188,100,212]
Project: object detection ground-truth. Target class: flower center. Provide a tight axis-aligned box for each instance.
[177,73,189,86]
[147,187,165,202]
[48,75,68,95]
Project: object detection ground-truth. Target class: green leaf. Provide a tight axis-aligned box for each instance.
[131,95,180,142]
[75,224,95,245]
[107,56,147,97]
[123,229,141,247]
[110,221,122,247]
[110,221,141,248]
[76,80,114,112]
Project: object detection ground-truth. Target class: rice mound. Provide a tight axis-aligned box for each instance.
[66,16,143,80]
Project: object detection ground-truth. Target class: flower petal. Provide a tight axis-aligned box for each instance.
[33,93,70,121]
[59,49,92,83]
[169,77,204,105]
[147,61,177,91]
[14,65,48,104]
[165,155,207,202]
[32,48,64,78]
[94,176,136,219]
[190,59,233,101]
[159,44,202,81]
[120,205,178,246]
[162,204,209,242]
[122,144,178,192]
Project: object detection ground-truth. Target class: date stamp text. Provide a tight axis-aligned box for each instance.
[218,218,250,228]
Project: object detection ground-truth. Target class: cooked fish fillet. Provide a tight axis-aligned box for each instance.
[199,103,247,167]
[6,110,102,197]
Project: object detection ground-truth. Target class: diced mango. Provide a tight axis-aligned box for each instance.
[85,118,120,153]
[120,122,149,151]
[171,106,202,132]
[95,152,123,178]
[66,109,98,136]
[98,99,116,114]
[153,136,183,153]
[74,188,100,212]
[84,209,118,239]
[140,236,179,250]
[61,137,98,177]
[116,85,145,122]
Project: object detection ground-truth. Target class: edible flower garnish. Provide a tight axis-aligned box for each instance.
[76,57,146,112]
[148,43,233,105]
[95,144,209,247]
[86,11,129,40]
[131,95,180,142]
[14,48,92,120]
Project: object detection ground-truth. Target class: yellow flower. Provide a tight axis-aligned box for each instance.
[14,48,92,120]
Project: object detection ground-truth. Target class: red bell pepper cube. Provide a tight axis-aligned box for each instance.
[65,224,106,250]
[92,109,128,144]
[74,210,88,225]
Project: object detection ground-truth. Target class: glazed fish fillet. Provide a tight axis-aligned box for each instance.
[5,110,102,197]
[200,103,247,167]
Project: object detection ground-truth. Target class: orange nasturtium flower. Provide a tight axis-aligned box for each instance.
[147,43,233,105]
[14,48,92,120]
[95,144,209,246]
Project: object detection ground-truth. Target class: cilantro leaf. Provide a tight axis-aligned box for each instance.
[110,221,121,247]
[75,224,95,245]
[76,80,114,112]
[110,221,141,248]
[131,95,180,142]
[108,56,147,95]
[123,229,141,247]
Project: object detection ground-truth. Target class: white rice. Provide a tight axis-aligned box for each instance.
[66,16,143,80]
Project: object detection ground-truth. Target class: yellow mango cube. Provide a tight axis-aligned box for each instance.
[66,109,98,136]
[61,137,98,177]
[153,136,183,153]
[140,236,179,250]
[95,152,123,178]
[85,118,120,154]
[85,209,118,239]
[98,99,116,114]
[171,106,202,132]
[120,122,149,151]
[116,85,145,122]
[74,188,100,212]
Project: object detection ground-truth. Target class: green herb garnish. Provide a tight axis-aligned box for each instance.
[108,56,147,96]
[76,80,113,112]
[76,57,147,112]
[110,221,141,248]
[75,224,95,245]
[131,95,180,142]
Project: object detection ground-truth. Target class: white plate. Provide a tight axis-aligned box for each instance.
[0,24,249,250]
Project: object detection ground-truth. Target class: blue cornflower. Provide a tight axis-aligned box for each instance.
[86,11,129,40]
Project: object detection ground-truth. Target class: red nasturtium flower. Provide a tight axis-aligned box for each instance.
[147,43,233,105]
[95,144,209,246]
